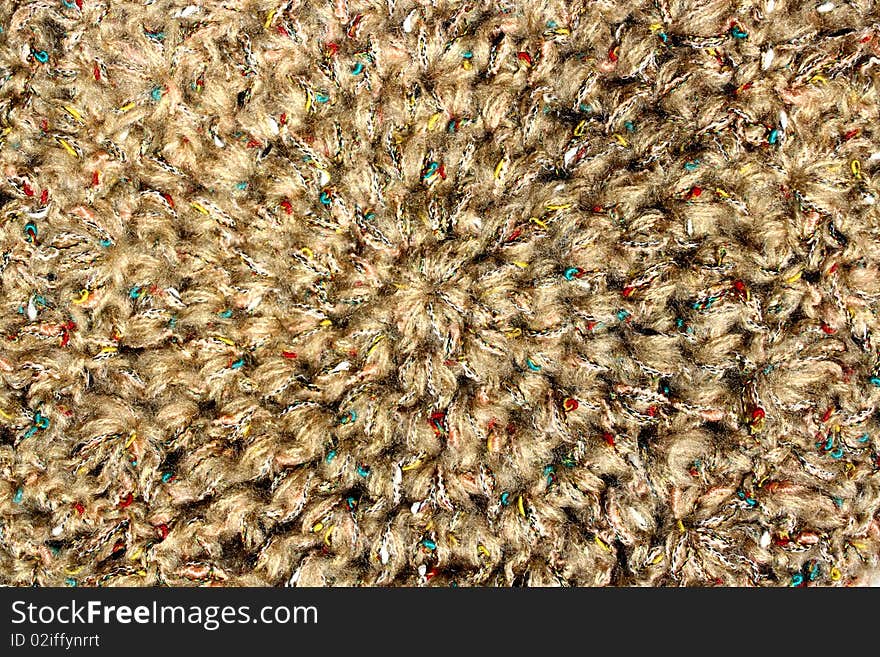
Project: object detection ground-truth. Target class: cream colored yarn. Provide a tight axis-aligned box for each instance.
[1,0,880,587]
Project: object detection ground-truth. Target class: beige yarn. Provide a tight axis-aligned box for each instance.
[1,0,880,587]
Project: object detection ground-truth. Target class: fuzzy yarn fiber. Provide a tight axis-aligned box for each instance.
[2,0,880,587]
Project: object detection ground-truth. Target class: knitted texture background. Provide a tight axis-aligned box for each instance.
[2,0,880,587]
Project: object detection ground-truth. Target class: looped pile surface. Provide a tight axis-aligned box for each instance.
[2,0,880,586]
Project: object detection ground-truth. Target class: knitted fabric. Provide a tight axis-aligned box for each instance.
[2,0,880,587]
